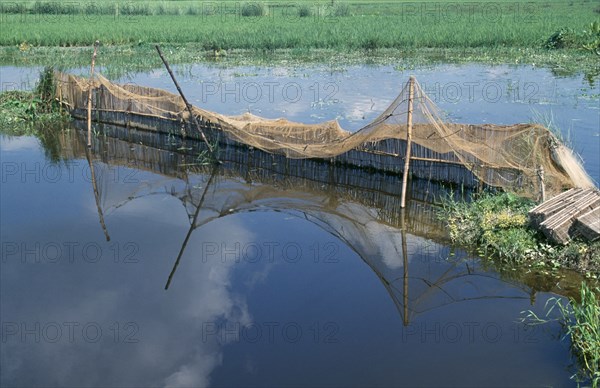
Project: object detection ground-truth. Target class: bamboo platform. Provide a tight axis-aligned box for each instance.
[529,188,600,244]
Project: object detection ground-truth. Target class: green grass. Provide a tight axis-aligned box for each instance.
[521,282,600,387]
[0,1,598,51]
[439,191,600,277]
[1,1,597,79]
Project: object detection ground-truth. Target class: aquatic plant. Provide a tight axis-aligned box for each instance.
[0,67,68,134]
[196,136,221,166]
[521,282,600,387]
[439,191,600,276]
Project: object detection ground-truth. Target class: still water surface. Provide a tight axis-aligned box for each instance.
[1,62,598,387]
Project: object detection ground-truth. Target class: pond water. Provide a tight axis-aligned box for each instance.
[1,62,598,387]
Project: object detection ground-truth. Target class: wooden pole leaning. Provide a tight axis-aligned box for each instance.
[400,76,415,208]
[155,45,218,162]
[87,40,99,147]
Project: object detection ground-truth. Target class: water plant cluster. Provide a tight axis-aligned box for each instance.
[0,67,68,135]
[439,191,600,278]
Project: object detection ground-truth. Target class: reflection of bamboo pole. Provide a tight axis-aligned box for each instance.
[401,209,409,326]
[165,166,219,290]
[87,41,99,148]
[155,45,218,162]
[85,146,110,242]
[400,77,415,208]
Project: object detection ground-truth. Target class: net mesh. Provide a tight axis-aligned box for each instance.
[55,72,596,198]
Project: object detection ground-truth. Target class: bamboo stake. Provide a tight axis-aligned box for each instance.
[155,45,218,162]
[87,40,99,148]
[537,166,546,203]
[400,77,415,208]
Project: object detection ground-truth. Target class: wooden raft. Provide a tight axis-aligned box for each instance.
[529,188,600,244]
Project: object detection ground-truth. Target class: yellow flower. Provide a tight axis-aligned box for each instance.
[19,42,30,52]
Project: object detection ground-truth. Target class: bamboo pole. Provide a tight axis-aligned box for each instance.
[537,166,546,203]
[155,45,218,162]
[87,40,99,148]
[400,77,415,208]
[408,155,464,165]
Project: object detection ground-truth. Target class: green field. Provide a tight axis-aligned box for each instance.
[0,1,598,79]
[1,0,598,49]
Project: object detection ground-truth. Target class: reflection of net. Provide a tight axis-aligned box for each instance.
[131,170,532,322]
[56,72,595,198]
[177,174,531,323]
[59,120,531,321]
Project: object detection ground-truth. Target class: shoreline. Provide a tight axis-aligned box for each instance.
[1,45,598,80]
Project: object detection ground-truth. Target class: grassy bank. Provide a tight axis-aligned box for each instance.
[439,192,600,278]
[1,1,598,51]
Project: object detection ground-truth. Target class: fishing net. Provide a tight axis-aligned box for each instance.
[55,127,538,323]
[55,72,596,198]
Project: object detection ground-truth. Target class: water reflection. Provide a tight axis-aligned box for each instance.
[2,125,578,386]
